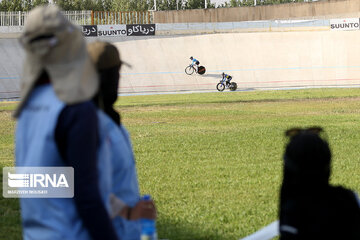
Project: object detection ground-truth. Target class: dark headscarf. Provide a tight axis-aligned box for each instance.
[283,132,331,188]
[87,41,122,125]
[279,131,360,240]
[93,66,120,125]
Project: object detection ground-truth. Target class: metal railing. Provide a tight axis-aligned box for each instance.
[63,10,93,25]
[0,10,153,27]
[0,11,28,26]
[92,11,153,25]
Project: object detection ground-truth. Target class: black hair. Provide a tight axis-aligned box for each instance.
[93,66,121,125]
[283,132,331,186]
[36,70,50,85]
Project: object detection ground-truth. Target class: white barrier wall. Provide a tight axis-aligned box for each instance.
[1,19,360,99]
[0,39,23,99]
[116,30,360,94]
[0,19,330,36]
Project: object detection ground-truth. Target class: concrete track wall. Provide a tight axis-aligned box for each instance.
[0,39,23,99]
[154,0,360,23]
[0,19,330,38]
[1,30,360,99]
[116,31,360,94]
[155,19,329,35]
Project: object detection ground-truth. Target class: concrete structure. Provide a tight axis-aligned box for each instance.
[153,0,360,23]
[155,19,329,35]
[115,30,360,95]
[2,5,360,99]
[1,28,360,99]
[0,19,329,38]
[0,38,23,99]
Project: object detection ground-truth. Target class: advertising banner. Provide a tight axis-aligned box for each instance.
[82,25,98,37]
[82,24,156,37]
[126,24,156,36]
[330,18,360,31]
[97,25,127,37]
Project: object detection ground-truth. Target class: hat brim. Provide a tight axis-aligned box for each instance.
[47,43,98,105]
[14,26,98,118]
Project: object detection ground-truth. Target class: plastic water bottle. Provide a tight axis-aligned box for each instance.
[141,195,158,240]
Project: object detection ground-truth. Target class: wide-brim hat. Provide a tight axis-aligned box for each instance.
[87,41,131,70]
[14,5,98,117]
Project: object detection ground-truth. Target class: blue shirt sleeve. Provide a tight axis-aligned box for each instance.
[55,102,119,240]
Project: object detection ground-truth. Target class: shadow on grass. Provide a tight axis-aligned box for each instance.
[0,169,22,240]
[158,216,225,240]
[0,169,222,240]
[118,96,331,109]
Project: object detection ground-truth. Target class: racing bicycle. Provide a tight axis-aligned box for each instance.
[216,79,237,91]
[185,64,206,75]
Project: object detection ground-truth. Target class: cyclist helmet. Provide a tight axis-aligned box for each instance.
[222,72,225,76]
[190,56,193,60]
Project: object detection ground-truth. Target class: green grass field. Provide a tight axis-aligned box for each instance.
[1,88,360,240]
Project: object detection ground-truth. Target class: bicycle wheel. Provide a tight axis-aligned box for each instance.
[185,66,195,75]
[230,82,237,91]
[197,66,206,75]
[216,83,225,92]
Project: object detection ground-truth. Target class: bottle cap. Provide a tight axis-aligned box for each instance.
[142,194,151,201]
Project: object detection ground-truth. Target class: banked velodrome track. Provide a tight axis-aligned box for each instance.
[1,30,360,99]
[0,38,23,99]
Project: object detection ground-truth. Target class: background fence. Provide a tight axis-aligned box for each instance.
[92,11,153,25]
[0,11,28,26]
[0,10,153,26]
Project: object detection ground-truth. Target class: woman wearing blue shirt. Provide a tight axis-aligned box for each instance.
[88,41,157,240]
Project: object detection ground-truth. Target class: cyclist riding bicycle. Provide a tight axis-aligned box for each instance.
[221,72,232,85]
[190,56,200,72]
